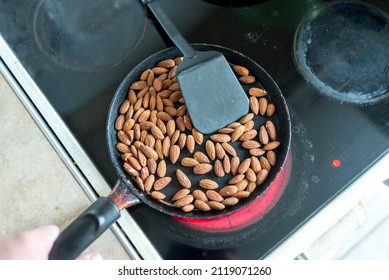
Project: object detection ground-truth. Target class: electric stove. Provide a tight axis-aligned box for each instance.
[1,0,388,259]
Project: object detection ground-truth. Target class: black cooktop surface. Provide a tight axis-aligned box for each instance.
[1,0,388,259]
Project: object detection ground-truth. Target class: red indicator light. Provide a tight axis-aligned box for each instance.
[332,159,341,168]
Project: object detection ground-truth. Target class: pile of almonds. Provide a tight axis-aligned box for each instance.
[114,56,280,212]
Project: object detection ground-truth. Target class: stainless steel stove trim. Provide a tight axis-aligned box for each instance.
[266,152,389,259]
[0,34,161,260]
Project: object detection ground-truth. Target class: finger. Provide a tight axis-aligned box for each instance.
[76,251,103,260]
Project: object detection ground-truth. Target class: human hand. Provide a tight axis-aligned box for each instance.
[0,225,102,260]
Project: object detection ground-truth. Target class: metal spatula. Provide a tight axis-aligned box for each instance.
[144,0,249,134]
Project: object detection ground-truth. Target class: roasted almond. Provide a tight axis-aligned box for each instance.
[231,125,246,142]
[263,141,281,151]
[214,159,225,177]
[249,96,259,115]
[238,113,254,125]
[256,169,269,185]
[157,59,175,68]
[266,103,276,117]
[228,174,245,185]
[265,120,277,141]
[157,159,167,177]
[147,158,157,174]
[194,151,210,163]
[135,176,144,191]
[185,135,195,153]
[178,133,187,149]
[267,150,277,166]
[205,140,216,160]
[242,140,261,149]
[233,64,250,76]
[260,156,271,171]
[128,156,142,171]
[194,199,211,211]
[193,163,213,175]
[206,190,224,202]
[245,168,257,182]
[258,97,268,116]
[144,175,155,192]
[239,75,255,84]
[139,144,159,161]
[181,204,194,212]
[238,158,251,174]
[199,179,219,190]
[173,194,194,208]
[192,128,203,145]
[162,136,170,157]
[210,134,231,143]
[236,178,249,191]
[249,148,266,157]
[207,201,225,210]
[221,142,237,157]
[181,157,199,167]
[123,162,140,177]
[215,143,226,160]
[172,188,190,201]
[169,145,180,164]
[176,169,191,188]
[230,156,240,175]
[152,66,169,75]
[153,176,172,191]
[249,87,268,97]
[151,191,166,200]
[115,114,125,130]
[259,125,269,145]
[219,185,238,197]
[222,197,239,206]
[250,156,262,173]
[247,181,257,193]
[166,119,176,137]
[223,155,231,174]
[150,125,164,140]
[192,190,208,202]
[130,80,148,90]
[117,131,132,146]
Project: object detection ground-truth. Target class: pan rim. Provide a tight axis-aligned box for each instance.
[106,43,291,219]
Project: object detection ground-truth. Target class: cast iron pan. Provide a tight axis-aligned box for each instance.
[49,43,291,260]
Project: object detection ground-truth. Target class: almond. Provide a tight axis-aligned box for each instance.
[223,155,231,174]
[192,128,203,145]
[140,69,150,81]
[181,204,194,212]
[249,148,266,157]
[193,163,213,175]
[153,177,172,191]
[263,141,281,151]
[169,145,180,164]
[214,159,225,177]
[194,151,210,163]
[178,133,187,149]
[117,131,132,146]
[231,125,246,142]
[138,109,151,123]
[239,75,255,84]
[115,114,125,130]
[157,59,175,68]
[260,156,271,171]
[222,197,239,206]
[232,64,250,76]
[219,185,238,197]
[249,96,259,115]
[210,134,231,143]
[267,150,277,166]
[151,125,164,140]
[215,143,226,160]
[135,176,144,191]
[173,194,194,208]
[267,103,276,117]
[238,113,254,125]
[238,158,251,174]
[250,156,262,173]
[230,156,240,175]
[249,87,268,97]
[192,190,208,202]
[207,201,225,210]
[228,174,245,185]
[144,175,155,192]
[154,139,164,159]
[205,140,216,160]
[128,156,142,171]
[258,97,268,116]
[139,144,159,161]
[247,181,257,193]
[172,188,190,201]
[176,169,191,188]
[242,140,261,149]
[130,80,148,90]
[181,157,199,167]
[194,199,211,211]
[206,190,224,202]
[152,66,169,75]
[166,119,176,137]
[265,120,277,140]
[147,158,157,174]
[221,142,237,157]
[259,125,269,145]
[256,169,269,185]
[199,179,219,190]
[151,191,165,200]
[239,129,257,141]
[245,168,257,182]
[162,136,170,158]
[236,178,249,191]
[123,162,140,177]
[157,159,167,177]
[185,135,195,153]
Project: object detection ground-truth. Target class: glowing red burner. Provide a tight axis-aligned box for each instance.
[174,153,292,232]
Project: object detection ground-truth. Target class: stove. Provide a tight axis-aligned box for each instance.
[1,0,388,259]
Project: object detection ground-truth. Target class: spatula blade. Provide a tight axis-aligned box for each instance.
[176,51,249,134]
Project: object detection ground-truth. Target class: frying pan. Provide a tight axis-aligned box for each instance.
[48,43,291,260]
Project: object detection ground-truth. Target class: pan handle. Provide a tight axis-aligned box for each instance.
[48,197,121,260]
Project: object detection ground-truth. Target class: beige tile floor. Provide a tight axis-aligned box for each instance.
[0,72,130,259]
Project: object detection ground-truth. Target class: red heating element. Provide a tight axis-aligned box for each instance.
[174,153,292,232]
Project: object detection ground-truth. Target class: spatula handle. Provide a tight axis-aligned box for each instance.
[145,0,197,58]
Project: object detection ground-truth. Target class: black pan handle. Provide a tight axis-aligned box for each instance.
[48,197,120,260]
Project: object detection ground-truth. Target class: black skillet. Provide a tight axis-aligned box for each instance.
[49,43,291,260]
